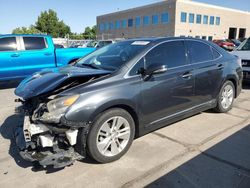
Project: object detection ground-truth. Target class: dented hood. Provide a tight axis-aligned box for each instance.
[15,65,111,100]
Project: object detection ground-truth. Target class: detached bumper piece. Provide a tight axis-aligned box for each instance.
[15,116,84,169]
[19,147,83,169]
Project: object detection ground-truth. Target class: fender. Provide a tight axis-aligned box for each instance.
[65,97,138,124]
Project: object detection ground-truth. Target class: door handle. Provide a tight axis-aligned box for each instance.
[182,72,193,79]
[217,64,224,70]
[44,53,52,56]
[11,53,20,57]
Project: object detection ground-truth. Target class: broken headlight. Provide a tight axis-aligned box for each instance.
[41,95,79,123]
[47,95,79,114]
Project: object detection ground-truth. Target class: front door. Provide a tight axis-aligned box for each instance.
[0,36,24,80]
[139,40,195,127]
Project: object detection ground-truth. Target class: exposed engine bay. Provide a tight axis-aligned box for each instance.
[14,75,102,169]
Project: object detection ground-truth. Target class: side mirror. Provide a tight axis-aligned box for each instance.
[145,63,167,76]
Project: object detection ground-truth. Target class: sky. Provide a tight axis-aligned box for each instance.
[0,0,250,34]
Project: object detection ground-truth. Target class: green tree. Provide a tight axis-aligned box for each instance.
[70,33,85,40]
[35,9,71,37]
[83,25,97,39]
[12,25,42,34]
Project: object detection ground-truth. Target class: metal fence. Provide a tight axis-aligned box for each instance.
[52,38,92,48]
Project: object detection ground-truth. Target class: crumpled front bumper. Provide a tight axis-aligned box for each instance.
[14,115,85,168]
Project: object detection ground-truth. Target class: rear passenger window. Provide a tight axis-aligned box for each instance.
[0,37,17,51]
[187,41,213,63]
[211,47,221,59]
[145,41,186,68]
[23,37,47,50]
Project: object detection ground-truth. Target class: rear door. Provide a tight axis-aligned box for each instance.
[185,40,223,105]
[0,36,22,80]
[18,36,55,76]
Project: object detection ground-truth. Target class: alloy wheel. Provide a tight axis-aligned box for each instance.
[221,84,234,109]
[96,116,131,157]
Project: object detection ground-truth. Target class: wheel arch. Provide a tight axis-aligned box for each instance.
[225,76,237,98]
[89,102,140,138]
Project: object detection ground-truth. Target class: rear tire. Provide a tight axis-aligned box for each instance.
[86,108,135,163]
[214,81,235,113]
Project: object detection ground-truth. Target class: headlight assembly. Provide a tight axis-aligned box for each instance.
[47,95,79,114]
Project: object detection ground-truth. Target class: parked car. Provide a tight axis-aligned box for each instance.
[238,38,246,42]
[95,40,115,48]
[86,40,115,49]
[14,37,242,169]
[231,37,250,82]
[0,34,96,81]
[86,40,98,48]
[227,39,241,47]
[213,39,235,51]
[54,44,65,48]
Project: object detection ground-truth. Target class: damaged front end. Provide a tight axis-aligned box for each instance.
[13,66,112,168]
[15,95,89,169]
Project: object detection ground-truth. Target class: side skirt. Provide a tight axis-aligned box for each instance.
[139,100,216,136]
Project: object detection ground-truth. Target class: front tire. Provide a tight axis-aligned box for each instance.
[86,108,135,163]
[214,81,235,113]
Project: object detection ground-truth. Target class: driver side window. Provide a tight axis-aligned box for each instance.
[145,41,186,69]
[129,40,186,76]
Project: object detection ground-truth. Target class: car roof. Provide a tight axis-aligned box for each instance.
[0,34,50,37]
[124,36,212,44]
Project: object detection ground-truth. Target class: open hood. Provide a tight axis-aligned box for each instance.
[15,65,112,100]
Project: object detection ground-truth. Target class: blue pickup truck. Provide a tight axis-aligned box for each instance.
[0,34,95,81]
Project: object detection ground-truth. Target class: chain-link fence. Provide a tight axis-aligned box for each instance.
[52,38,92,48]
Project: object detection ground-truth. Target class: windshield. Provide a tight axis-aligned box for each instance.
[76,40,151,71]
[237,38,250,51]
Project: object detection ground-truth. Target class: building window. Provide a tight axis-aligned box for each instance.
[115,20,121,29]
[210,16,215,25]
[189,13,194,23]
[181,12,187,22]
[105,22,109,31]
[208,36,213,41]
[161,12,169,23]
[100,23,105,32]
[195,36,200,39]
[216,17,220,25]
[203,15,208,24]
[109,22,114,30]
[202,36,207,40]
[196,14,201,24]
[143,16,150,25]
[122,20,127,28]
[152,15,159,24]
[128,19,133,27]
[135,17,140,27]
